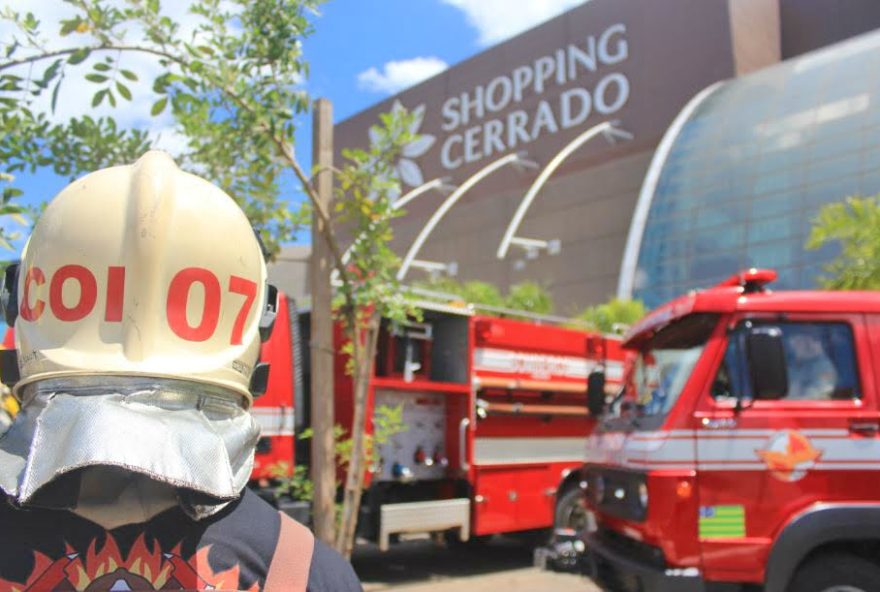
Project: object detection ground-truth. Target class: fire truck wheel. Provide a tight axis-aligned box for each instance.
[554,486,590,534]
[788,552,880,592]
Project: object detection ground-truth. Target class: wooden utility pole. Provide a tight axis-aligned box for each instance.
[310,98,336,545]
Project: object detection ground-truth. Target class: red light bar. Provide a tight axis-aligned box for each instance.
[716,268,777,291]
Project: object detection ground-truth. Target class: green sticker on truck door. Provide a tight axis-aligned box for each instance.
[699,505,745,538]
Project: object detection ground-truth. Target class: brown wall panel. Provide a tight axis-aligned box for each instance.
[781,0,880,59]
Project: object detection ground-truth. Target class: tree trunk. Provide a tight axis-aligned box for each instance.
[335,313,381,558]
[309,98,336,545]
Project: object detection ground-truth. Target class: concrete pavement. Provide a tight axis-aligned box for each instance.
[351,537,599,592]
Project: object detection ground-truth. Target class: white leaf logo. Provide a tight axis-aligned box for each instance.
[371,101,435,188]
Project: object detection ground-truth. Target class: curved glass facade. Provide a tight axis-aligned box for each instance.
[630,31,880,308]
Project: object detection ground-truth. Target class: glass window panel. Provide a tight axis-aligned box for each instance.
[774,322,859,401]
[860,170,880,195]
[807,130,862,161]
[696,203,749,227]
[688,223,745,252]
[751,190,802,218]
[690,257,743,280]
[754,169,800,194]
[806,154,863,184]
[773,266,803,289]
[803,177,861,207]
[861,145,880,169]
[748,213,799,243]
[756,147,800,174]
[748,241,797,269]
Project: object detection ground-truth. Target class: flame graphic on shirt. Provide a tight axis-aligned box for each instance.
[0,533,258,592]
[756,430,823,482]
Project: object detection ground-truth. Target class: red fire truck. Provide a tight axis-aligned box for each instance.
[580,269,880,592]
[253,292,623,548]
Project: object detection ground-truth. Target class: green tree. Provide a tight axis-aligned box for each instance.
[1,0,416,558]
[505,281,554,314]
[574,298,646,334]
[416,277,506,307]
[806,195,880,289]
[416,278,556,315]
[0,0,316,257]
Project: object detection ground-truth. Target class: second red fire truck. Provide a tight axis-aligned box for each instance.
[253,292,623,548]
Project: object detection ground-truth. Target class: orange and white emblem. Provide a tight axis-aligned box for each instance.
[756,430,823,482]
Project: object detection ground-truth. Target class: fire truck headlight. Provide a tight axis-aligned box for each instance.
[638,481,649,510]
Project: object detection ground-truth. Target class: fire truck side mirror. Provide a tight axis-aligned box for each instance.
[587,369,606,416]
[746,326,788,401]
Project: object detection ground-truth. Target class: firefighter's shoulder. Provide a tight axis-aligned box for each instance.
[206,489,362,592]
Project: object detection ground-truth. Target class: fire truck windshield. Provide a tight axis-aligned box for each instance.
[628,313,719,425]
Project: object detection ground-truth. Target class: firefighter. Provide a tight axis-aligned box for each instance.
[786,325,837,400]
[0,151,361,592]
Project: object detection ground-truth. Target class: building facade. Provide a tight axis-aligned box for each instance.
[327,0,880,312]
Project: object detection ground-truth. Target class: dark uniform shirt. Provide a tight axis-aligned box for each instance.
[0,488,362,591]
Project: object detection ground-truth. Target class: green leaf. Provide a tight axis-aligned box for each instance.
[38,59,63,90]
[84,73,107,83]
[93,62,111,72]
[67,48,90,65]
[120,69,138,81]
[91,89,107,107]
[59,17,82,36]
[150,96,168,116]
[116,81,132,101]
[50,77,62,113]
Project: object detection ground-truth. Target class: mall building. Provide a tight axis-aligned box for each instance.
[273,0,880,311]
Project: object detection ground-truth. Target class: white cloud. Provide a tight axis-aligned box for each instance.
[441,0,588,46]
[357,57,448,94]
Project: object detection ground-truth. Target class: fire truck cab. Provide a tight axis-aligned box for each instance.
[583,269,880,592]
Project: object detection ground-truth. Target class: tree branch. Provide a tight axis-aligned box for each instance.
[0,43,188,73]
[271,132,353,288]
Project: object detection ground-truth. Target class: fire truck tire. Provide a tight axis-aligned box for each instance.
[554,486,590,534]
[787,552,880,592]
[553,487,589,532]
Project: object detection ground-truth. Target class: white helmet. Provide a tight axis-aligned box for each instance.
[3,150,275,407]
[0,152,279,521]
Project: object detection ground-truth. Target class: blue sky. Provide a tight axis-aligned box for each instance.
[2,0,586,248]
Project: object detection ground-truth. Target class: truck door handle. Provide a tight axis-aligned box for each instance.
[701,417,737,430]
[849,421,879,436]
[459,417,470,472]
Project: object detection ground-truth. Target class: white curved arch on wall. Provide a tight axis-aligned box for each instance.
[616,81,724,300]
[397,152,534,281]
[496,120,633,260]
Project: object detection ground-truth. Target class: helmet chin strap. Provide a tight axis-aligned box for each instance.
[72,466,179,530]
